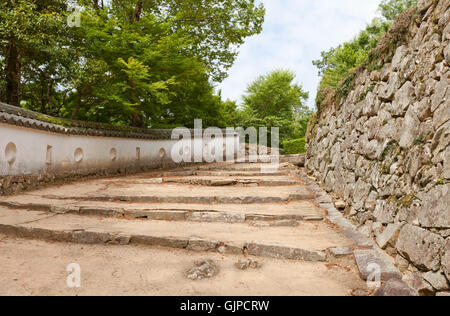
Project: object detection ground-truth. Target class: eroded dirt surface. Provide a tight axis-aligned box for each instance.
[0,161,367,296]
[0,234,366,296]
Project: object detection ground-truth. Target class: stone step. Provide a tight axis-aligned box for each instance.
[194,171,288,177]
[0,196,324,217]
[234,155,304,165]
[0,207,354,262]
[27,181,315,204]
[0,200,324,224]
[162,177,298,187]
[152,169,289,177]
[42,193,316,204]
[197,163,287,172]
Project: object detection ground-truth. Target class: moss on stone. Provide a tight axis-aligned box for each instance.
[336,72,357,102]
[397,194,417,208]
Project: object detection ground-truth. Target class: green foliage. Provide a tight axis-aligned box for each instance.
[312,18,390,103]
[312,0,418,108]
[283,138,306,154]
[336,72,357,101]
[0,0,74,107]
[242,69,309,118]
[0,0,265,128]
[238,69,310,144]
[379,0,419,21]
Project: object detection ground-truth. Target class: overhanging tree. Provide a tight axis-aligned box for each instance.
[0,0,265,128]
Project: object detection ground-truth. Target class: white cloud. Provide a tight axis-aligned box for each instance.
[218,0,381,109]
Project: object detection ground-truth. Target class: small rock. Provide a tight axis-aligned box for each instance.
[436,292,450,297]
[236,259,261,270]
[418,185,450,228]
[188,212,246,223]
[376,223,403,249]
[442,240,450,281]
[271,220,299,227]
[396,224,444,271]
[374,279,418,296]
[330,247,354,257]
[217,245,227,254]
[51,205,80,214]
[247,242,327,262]
[148,178,163,184]
[316,194,333,204]
[186,260,218,280]
[303,216,324,222]
[372,222,383,237]
[407,265,419,273]
[403,272,435,296]
[423,271,450,291]
[354,249,402,281]
[358,224,373,238]
[444,43,450,65]
[395,254,410,273]
[334,200,346,210]
[351,289,371,297]
[210,180,237,186]
[251,222,270,228]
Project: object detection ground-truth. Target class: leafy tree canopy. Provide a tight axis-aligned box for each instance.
[0,0,265,128]
[379,0,419,21]
[238,69,310,144]
[312,0,419,109]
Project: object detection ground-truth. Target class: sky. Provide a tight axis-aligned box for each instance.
[218,0,382,109]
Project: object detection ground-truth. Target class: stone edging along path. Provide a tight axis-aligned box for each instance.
[296,170,403,282]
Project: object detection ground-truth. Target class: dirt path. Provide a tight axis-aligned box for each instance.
[0,160,368,296]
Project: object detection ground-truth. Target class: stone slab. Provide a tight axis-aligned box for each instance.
[374,279,418,296]
[354,249,402,281]
[247,242,327,262]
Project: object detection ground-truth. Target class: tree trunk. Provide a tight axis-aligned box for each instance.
[47,82,55,113]
[127,79,143,127]
[132,1,143,22]
[131,112,143,127]
[71,89,84,119]
[5,38,21,106]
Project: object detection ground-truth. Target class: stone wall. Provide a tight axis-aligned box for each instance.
[306,0,449,295]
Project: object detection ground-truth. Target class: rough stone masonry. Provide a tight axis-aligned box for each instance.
[306,0,450,295]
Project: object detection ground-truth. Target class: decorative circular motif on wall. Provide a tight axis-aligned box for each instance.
[110,148,117,161]
[5,142,17,165]
[159,148,166,158]
[74,148,84,163]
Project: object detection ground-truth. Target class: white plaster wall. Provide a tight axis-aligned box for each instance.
[0,123,239,176]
